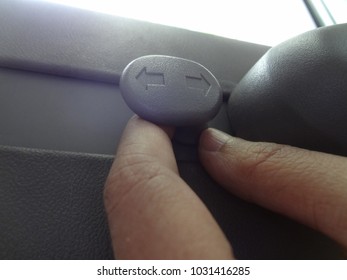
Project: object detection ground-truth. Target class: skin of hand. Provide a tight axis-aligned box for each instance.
[104,116,347,259]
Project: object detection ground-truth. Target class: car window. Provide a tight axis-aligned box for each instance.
[36,0,318,46]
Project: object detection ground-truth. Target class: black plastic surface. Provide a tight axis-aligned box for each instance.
[228,24,347,156]
[0,145,114,259]
[120,55,222,126]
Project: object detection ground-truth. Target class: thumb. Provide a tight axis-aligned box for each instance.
[104,118,233,259]
[199,128,347,248]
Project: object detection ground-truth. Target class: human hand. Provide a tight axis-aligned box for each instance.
[104,116,347,259]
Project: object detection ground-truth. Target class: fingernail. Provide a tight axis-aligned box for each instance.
[200,128,230,152]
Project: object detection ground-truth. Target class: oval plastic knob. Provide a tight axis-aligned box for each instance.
[120,55,222,126]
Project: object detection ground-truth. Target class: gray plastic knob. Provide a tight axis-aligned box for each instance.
[120,55,222,126]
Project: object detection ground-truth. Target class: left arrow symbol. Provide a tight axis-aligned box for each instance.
[136,67,165,90]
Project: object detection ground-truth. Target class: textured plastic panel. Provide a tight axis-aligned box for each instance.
[0,143,344,260]
[0,145,114,259]
[0,0,269,86]
[0,0,270,152]
[0,68,132,154]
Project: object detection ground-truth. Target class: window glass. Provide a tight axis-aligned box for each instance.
[37,0,317,46]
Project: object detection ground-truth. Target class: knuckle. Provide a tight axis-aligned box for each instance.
[243,142,290,179]
[104,153,164,216]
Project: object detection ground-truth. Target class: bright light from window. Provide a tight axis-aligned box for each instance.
[36,0,317,46]
[323,0,347,24]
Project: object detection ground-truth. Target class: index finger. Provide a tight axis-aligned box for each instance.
[199,129,347,248]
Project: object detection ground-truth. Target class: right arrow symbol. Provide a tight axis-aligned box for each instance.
[185,74,211,96]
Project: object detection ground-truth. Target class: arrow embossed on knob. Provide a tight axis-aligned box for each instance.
[186,74,211,96]
[120,55,222,126]
[136,67,165,90]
